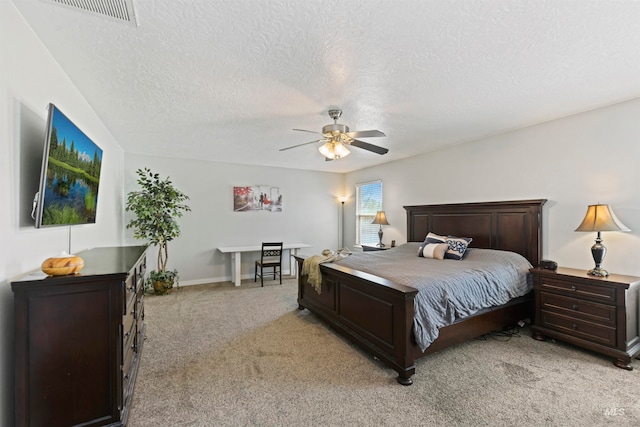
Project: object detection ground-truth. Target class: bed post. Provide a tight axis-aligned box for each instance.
[396,296,416,385]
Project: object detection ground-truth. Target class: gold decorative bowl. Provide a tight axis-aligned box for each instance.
[41,254,84,276]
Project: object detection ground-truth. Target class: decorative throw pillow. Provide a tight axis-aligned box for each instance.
[418,232,447,257]
[425,232,447,244]
[444,236,473,260]
[421,243,448,260]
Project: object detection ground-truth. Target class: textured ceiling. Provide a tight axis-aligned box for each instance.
[11,0,640,173]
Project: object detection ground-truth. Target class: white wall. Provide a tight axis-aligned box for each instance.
[345,97,640,277]
[125,154,343,284]
[0,3,127,425]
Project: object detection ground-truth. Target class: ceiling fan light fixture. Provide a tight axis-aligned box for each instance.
[334,141,351,158]
[318,142,335,159]
[319,141,350,160]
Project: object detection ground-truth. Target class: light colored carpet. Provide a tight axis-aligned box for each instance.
[128,279,639,426]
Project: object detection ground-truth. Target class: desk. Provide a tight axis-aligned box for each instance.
[218,243,311,286]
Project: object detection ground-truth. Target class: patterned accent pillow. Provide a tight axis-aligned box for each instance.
[418,232,447,257]
[445,236,473,260]
[420,243,448,260]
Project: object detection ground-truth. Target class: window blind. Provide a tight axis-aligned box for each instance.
[356,180,382,245]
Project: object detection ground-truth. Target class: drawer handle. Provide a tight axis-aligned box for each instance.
[124,374,130,381]
[124,331,131,339]
[572,324,578,330]
[570,285,577,291]
[572,304,578,310]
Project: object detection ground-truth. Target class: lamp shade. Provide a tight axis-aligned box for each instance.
[333,141,350,158]
[318,142,335,159]
[575,204,630,232]
[371,211,390,225]
[319,140,350,159]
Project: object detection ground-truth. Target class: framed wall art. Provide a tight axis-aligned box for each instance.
[233,186,282,212]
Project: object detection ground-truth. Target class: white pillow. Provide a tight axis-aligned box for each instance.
[421,243,448,260]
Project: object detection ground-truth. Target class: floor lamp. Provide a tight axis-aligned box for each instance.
[338,196,348,249]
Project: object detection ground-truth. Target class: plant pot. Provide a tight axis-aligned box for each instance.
[152,279,174,295]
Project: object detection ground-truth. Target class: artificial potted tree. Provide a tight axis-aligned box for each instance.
[126,167,191,295]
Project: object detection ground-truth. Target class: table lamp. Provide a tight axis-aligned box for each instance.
[575,204,630,277]
[371,211,389,247]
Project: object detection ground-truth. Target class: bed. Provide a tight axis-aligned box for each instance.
[295,199,546,385]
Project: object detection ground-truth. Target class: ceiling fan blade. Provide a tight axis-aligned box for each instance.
[345,130,386,138]
[349,139,389,155]
[292,128,322,135]
[325,157,333,162]
[279,139,323,151]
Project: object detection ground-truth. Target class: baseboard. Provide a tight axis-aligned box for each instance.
[178,270,293,287]
[178,277,225,287]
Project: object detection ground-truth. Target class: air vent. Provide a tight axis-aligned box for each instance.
[43,0,138,26]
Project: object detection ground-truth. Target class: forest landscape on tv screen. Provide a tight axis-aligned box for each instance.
[36,104,103,227]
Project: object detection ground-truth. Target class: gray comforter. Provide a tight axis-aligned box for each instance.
[334,243,533,351]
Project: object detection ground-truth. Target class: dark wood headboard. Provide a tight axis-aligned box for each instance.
[404,199,546,267]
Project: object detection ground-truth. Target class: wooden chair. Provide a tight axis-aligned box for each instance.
[254,242,283,286]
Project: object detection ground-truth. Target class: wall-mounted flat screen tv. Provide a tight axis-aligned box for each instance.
[33,103,103,228]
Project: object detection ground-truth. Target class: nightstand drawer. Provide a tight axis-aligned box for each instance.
[540,311,616,346]
[540,292,616,326]
[540,277,616,303]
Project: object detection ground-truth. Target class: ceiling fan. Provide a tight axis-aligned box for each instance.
[279,109,388,160]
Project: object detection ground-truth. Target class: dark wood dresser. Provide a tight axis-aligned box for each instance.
[530,267,640,370]
[12,246,147,427]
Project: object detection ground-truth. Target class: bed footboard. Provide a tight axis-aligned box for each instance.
[296,257,419,385]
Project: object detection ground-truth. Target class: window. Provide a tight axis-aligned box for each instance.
[356,180,383,245]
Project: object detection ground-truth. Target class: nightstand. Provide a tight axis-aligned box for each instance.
[361,244,390,252]
[530,267,640,370]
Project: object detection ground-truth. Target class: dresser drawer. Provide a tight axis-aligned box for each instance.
[540,277,616,303]
[540,292,616,327]
[540,311,616,346]
[135,284,144,312]
[138,255,146,279]
[123,309,135,346]
[122,350,135,407]
[135,297,144,324]
[124,273,137,312]
[124,255,145,312]
[123,329,135,376]
[124,288,136,321]
[122,319,135,363]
